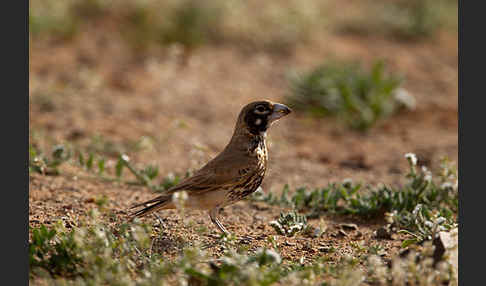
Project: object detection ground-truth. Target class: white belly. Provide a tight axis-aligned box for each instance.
[185,189,230,210]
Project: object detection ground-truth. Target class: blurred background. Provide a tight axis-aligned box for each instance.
[29,0,458,190]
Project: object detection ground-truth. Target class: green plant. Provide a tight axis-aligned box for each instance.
[30,211,154,282]
[32,142,191,196]
[86,135,129,157]
[287,60,408,131]
[252,185,293,207]
[396,204,457,248]
[185,248,285,285]
[29,144,72,175]
[29,224,82,277]
[158,172,183,191]
[77,152,109,176]
[29,0,105,39]
[269,211,309,237]
[113,154,188,192]
[254,153,458,246]
[29,1,78,39]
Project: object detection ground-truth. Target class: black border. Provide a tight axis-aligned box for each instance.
[459,0,480,285]
[2,0,29,283]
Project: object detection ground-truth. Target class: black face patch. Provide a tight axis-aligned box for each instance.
[244,103,272,135]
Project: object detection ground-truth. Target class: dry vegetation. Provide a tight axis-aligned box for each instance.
[29,0,458,285]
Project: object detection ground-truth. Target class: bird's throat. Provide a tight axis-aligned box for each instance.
[248,134,266,154]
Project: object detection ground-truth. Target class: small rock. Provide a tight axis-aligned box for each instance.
[310,226,324,238]
[433,228,458,278]
[354,231,363,239]
[393,88,416,110]
[340,223,358,231]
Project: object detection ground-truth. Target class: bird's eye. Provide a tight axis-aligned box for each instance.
[254,105,266,114]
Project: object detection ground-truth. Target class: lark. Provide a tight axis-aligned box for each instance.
[130,100,291,234]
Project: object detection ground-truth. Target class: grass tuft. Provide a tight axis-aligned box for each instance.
[29,224,81,277]
[29,144,72,175]
[286,60,410,131]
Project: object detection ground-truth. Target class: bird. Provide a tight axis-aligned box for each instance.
[129,100,292,235]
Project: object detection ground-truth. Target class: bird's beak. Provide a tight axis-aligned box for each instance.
[269,103,292,123]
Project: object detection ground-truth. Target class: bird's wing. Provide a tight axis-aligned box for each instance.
[128,167,231,210]
[167,150,256,195]
[130,149,255,211]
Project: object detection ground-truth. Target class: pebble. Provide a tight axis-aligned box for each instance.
[340,223,358,230]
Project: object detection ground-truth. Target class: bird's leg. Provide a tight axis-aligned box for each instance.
[209,207,230,235]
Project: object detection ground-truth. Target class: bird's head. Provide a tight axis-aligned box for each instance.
[234,100,292,136]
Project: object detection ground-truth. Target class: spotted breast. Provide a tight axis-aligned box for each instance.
[225,134,267,205]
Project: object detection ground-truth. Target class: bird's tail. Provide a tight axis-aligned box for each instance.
[128,195,172,220]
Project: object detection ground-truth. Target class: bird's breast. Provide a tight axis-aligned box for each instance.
[224,137,268,205]
[249,135,268,166]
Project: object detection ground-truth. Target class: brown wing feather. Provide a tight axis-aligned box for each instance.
[130,146,257,212]
[173,146,257,192]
